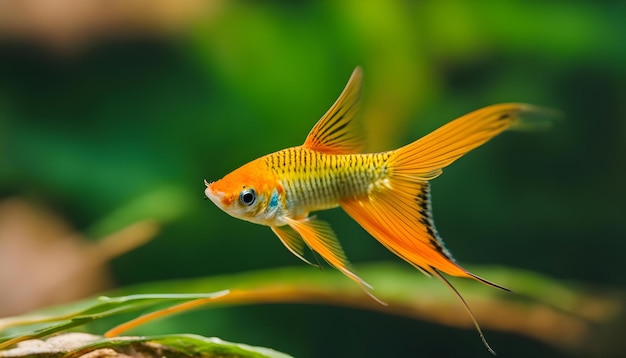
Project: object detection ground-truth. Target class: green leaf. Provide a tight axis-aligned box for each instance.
[0,292,228,349]
[1,263,621,355]
[0,333,291,358]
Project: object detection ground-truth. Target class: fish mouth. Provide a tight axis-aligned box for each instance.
[204,180,222,207]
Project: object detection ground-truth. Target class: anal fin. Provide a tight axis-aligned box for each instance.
[283,216,385,305]
[271,225,319,268]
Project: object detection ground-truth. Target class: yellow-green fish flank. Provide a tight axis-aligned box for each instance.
[265,147,392,212]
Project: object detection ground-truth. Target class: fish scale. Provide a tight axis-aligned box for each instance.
[265,147,390,213]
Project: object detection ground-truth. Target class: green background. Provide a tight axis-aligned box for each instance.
[1,1,624,357]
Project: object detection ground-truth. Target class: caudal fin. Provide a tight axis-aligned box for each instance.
[338,103,548,353]
[390,103,558,181]
[432,269,498,355]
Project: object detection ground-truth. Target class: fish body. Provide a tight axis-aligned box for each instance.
[205,67,552,354]
[216,148,390,221]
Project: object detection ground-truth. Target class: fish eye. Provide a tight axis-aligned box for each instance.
[239,188,256,206]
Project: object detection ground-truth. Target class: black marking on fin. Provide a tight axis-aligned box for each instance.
[497,113,510,121]
[415,183,455,261]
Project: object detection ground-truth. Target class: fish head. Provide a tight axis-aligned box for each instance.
[204,158,285,226]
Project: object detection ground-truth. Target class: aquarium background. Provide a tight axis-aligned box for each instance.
[1,1,624,357]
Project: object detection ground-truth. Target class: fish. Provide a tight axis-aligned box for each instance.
[204,67,553,354]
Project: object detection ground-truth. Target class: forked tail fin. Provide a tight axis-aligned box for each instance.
[431,269,498,355]
[339,103,557,353]
[390,103,559,181]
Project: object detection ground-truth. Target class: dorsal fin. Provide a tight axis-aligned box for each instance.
[302,67,365,154]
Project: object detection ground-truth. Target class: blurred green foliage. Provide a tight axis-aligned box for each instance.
[1,0,625,357]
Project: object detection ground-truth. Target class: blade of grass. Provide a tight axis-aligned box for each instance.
[0,291,228,350]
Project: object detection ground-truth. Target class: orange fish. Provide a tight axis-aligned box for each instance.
[205,67,551,354]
